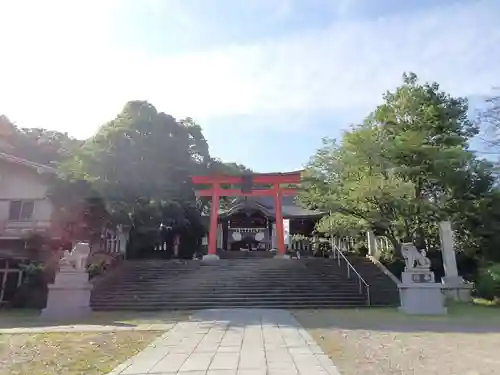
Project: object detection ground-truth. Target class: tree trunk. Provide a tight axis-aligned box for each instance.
[386,233,401,259]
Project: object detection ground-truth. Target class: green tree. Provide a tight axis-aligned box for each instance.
[302,73,492,258]
[0,115,82,166]
[48,178,110,245]
[371,72,478,248]
[476,88,500,152]
[180,117,210,169]
[315,212,368,238]
[62,101,201,224]
[192,158,253,213]
[55,101,249,255]
[301,128,416,251]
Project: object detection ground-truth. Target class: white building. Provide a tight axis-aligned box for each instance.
[0,152,58,303]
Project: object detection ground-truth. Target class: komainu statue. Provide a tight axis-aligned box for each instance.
[401,242,431,270]
[59,243,91,271]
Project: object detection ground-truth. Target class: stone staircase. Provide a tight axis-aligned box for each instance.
[346,255,401,307]
[219,251,275,259]
[90,256,399,311]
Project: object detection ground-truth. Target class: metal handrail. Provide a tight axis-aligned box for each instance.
[331,245,371,305]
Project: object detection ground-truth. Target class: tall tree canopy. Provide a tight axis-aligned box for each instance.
[0,115,82,166]
[58,101,209,226]
[53,101,251,232]
[301,73,499,261]
[2,102,252,245]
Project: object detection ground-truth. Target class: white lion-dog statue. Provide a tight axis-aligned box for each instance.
[59,242,91,271]
[401,242,431,270]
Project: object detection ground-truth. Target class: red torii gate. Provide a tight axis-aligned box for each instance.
[192,171,301,257]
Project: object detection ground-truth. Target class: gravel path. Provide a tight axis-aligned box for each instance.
[294,309,500,375]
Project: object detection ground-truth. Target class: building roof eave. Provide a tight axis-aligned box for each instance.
[219,201,275,218]
[0,152,57,174]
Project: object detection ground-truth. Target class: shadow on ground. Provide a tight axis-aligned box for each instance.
[293,303,500,333]
[0,309,191,329]
[1,303,498,333]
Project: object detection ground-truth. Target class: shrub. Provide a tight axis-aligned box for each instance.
[353,242,368,257]
[19,262,46,287]
[12,262,48,309]
[475,263,500,300]
[87,262,105,279]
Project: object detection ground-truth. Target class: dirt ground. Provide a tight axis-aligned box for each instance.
[0,330,164,375]
[294,307,500,375]
[0,309,191,329]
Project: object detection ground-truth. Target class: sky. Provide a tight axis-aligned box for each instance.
[0,0,499,172]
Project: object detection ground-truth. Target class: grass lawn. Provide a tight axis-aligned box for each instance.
[0,330,164,375]
[294,303,500,375]
[296,299,500,326]
[0,310,191,329]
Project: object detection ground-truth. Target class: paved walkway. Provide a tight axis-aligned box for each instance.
[108,309,341,375]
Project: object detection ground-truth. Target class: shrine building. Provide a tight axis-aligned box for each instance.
[210,195,324,252]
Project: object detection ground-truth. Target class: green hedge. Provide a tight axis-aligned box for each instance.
[475,263,500,300]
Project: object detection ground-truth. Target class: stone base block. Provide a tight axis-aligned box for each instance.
[274,254,291,259]
[398,283,447,315]
[54,270,89,286]
[442,276,464,285]
[41,306,92,320]
[202,254,220,261]
[41,282,93,320]
[442,277,474,302]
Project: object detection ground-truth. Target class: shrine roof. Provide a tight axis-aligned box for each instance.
[218,196,325,219]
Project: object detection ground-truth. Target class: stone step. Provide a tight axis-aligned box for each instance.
[91,256,400,310]
[94,286,363,293]
[93,290,366,299]
[96,279,361,286]
[101,275,352,280]
[92,304,368,311]
[102,278,357,285]
[94,283,363,291]
[94,291,364,298]
[92,295,367,303]
[103,281,359,287]
[95,283,362,290]
[91,301,369,310]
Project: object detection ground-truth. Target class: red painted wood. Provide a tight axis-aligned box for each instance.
[208,190,219,255]
[191,171,301,185]
[273,184,285,255]
[194,188,297,197]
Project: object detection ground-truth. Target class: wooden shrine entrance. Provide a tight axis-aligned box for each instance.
[192,171,301,257]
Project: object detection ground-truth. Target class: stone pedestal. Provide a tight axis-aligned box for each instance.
[398,270,447,315]
[202,254,220,261]
[439,221,473,302]
[441,276,474,302]
[274,254,291,259]
[41,270,93,320]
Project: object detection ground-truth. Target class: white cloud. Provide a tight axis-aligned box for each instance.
[0,0,498,138]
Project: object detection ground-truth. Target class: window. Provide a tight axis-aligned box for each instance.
[8,200,34,221]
